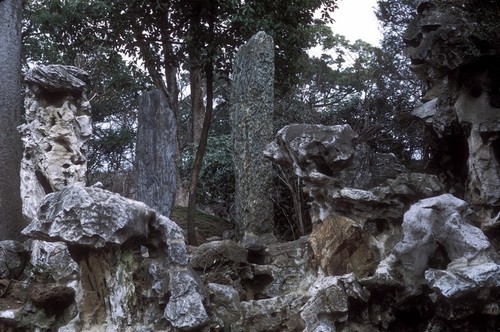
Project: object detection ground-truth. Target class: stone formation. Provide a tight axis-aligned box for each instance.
[1,1,500,330]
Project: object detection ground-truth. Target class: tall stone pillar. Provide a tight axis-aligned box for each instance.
[0,0,24,240]
[19,65,92,220]
[231,31,275,242]
[134,90,177,217]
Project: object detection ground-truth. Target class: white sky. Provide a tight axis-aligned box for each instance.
[329,0,382,46]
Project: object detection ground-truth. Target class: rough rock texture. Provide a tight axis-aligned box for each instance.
[308,213,377,278]
[406,0,500,223]
[260,118,500,330]
[231,31,275,241]
[22,184,208,331]
[1,65,208,331]
[15,65,91,328]
[28,240,78,282]
[368,194,500,298]
[23,185,155,248]
[0,241,28,279]
[134,89,177,217]
[4,7,500,329]
[265,123,444,277]
[264,123,408,189]
[19,64,92,220]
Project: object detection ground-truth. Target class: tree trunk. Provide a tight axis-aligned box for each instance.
[190,54,205,146]
[186,58,213,245]
[186,2,215,245]
[0,0,24,240]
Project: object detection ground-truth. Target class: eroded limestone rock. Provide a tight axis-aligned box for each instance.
[23,185,154,248]
[19,64,92,221]
[406,1,500,223]
[207,283,242,329]
[368,194,500,299]
[22,184,208,331]
[301,273,369,331]
[265,123,444,278]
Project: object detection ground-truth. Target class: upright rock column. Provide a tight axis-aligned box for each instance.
[231,31,275,241]
[18,65,90,285]
[134,90,177,217]
[19,65,92,220]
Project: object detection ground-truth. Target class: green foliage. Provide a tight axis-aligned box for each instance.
[23,0,340,180]
[274,7,424,163]
[23,0,153,181]
[229,0,338,94]
[180,134,234,210]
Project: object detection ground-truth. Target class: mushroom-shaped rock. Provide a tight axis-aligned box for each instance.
[22,184,208,331]
[264,123,408,189]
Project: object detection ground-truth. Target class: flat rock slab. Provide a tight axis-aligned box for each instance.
[25,65,89,93]
[22,184,155,248]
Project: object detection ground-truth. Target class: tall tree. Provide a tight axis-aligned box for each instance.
[0,0,24,240]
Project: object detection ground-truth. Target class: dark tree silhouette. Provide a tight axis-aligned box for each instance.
[0,0,24,240]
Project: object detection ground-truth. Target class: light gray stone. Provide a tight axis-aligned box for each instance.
[207,283,242,328]
[22,185,154,248]
[165,269,208,329]
[19,65,92,220]
[368,194,500,299]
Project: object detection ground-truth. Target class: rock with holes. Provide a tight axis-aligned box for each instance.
[406,1,500,223]
[249,237,312,299]
[19,64,92,221]
[264,123,407,189]
[366,194,500,298]
[265,123,444,279]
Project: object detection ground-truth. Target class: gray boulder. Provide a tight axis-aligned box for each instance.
[22,184,208,331]
[0,240,28,279]
[368,194,500,298]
